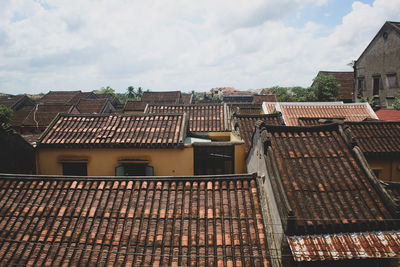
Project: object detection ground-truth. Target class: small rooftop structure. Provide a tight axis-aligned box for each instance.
[314,71,354,102]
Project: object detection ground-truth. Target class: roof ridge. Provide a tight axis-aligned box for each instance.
[0,173,257,181]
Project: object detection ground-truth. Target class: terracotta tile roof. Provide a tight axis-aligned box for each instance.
[38,113,188,148]
[0,173,270,266]
[123,100,147,113]
[0,95,29,109]
[318,71,354,101]
[39,91,96,105]
[234,114,283,153]
[229,104,262,115]
[262,102,278,114]
[96,93,121,105]
[222,95,254,104]
[141,91,182,105]
[288,231,400,262]
[76,99,111,114]
[272,102,377,126]
[376,109,400,121]
[346,121,400,157]
[181,93,193,104]
[10,104,75,130]
[253,95,277,105]
[146,104,231,132]
[260,123,398,235]
[10,106,35,127]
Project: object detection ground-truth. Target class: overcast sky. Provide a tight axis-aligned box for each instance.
[1,0,399,94]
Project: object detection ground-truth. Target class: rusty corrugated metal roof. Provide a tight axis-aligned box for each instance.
[288,231,400,261]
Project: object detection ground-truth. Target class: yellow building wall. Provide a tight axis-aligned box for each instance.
[37,147,194,176]
[234,143,247,174]
[368,158,400,182]
[36,144,248,176]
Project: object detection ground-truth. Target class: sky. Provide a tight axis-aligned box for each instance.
[0,0,399,94]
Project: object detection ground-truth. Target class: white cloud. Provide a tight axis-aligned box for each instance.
[0,0,399,94]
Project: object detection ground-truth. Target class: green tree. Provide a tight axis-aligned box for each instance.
[360,96,376,108]
[100,86,115,95]
[310,74,340,101]
[0,105,13,127]
[127,86,135,98]
[392,97,400,110]
[291,86,316,102]
[136,87,143,98]
[270,86,295,102]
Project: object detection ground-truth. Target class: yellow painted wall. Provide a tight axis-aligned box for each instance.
[37,143,248,176]
[368,158,400,182]
[234,143,247,174]
[37,147,194,176]
[208,132,231,141]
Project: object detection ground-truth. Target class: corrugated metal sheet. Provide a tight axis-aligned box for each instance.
[288,231,400,261]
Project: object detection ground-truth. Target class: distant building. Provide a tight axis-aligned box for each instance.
[38,90,98,105]
[0,94,35,111]
[141,91,182,104]
[313,71,354,103]
[354,21,400,108]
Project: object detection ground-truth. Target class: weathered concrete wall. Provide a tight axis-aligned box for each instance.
[355,24,400,108]
[247,128,284,267]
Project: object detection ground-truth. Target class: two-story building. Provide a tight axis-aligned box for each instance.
[354,21,400,108]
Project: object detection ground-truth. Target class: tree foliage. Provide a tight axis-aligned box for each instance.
[360,96,376,108]
[0,105,13,127]
[310,74,340,101]
[270,86,315,102]
[99,86,115,95]
[392,97,400,110]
